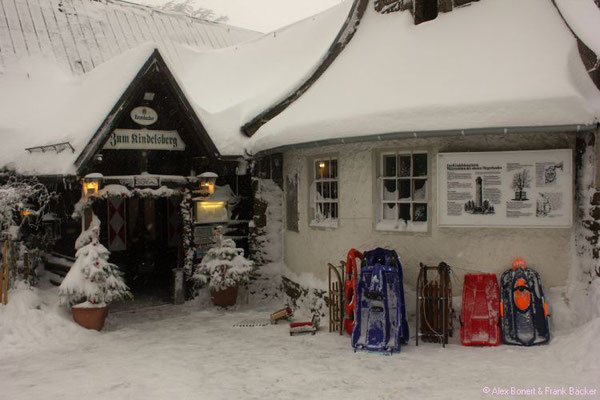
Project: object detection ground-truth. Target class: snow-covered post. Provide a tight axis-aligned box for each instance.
[570,130,600,322]
[180,188,195,279]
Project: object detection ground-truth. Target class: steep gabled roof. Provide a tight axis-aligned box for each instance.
[0,0,259,75]
[0,0,357,174]
[0,44,156,176]
[248,0,600,154]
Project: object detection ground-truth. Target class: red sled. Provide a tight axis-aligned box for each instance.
[461,273,501,346]
[343,248,363,335]
[290,315,320,336]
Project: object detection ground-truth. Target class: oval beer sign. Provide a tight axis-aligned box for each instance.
[130,106,158,126]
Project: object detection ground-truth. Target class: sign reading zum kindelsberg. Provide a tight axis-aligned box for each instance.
[103,129,186,151]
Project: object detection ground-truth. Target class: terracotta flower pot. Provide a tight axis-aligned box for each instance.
[210,286,238,307]
[72,304,108,331]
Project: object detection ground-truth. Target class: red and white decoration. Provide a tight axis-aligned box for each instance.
[107,197,127,251]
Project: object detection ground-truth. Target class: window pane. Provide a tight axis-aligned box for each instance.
[331,159,338,179]
[315,203,323,219]
[383,179,397,201]
[398,179,411,200]
[316,182,323,200]
[383,203,397,220]
[398,155,411,177]
[413,203,427,222]
[399,204,411,222]
[315,161,321,179]
[316,160,329,179]
[323,182,330,199]
[384,155,396,177]
[323,203,331,219]
[413,153,427,177]
[413,179,427,201]
[331,181,338,199]
[331,203,338,219]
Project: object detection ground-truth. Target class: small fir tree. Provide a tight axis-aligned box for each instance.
[192,226,254,292]
[59,221,131,306]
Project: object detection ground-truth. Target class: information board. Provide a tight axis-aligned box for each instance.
[437,149,572,227]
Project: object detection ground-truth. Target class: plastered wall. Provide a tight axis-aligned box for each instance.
[282,132,576,291]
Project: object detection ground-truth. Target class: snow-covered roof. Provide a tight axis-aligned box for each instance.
[168,0,355,155]
[0,0,259,75]
[555,0,600,56]
[3,0,600,175]
[248,0,600,153]
[0,0,354,175]
[0,44,156,176]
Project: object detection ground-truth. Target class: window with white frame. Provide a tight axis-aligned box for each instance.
[311,158,338,227]
[377,152,428,232]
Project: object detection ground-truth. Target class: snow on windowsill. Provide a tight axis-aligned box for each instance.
[375,220,428,233]
[309,218,339,229]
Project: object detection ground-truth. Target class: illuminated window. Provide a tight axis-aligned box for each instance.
[311,157,338,228]
[378,151,428,232]
[194,201,228,224]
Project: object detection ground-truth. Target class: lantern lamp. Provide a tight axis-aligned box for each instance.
[83,173,103,198]
[20,203,35,218]
[196,172,218,197]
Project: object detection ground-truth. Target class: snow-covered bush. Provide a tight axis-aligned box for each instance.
[192,226,254,292]
[0,174,54,239]
[58,220,130,306]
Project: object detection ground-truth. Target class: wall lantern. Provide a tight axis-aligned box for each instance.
[83,173,103,198]
[20,203,35,218]
[196,172,218,197]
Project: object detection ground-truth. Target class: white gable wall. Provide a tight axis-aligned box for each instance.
[282,132,576,291]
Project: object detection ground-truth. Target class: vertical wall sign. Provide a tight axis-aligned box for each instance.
[437,149,572,227]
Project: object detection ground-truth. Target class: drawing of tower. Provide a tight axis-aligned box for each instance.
[475,177,483,209]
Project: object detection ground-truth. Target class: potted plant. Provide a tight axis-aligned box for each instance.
[192,226,253,307]
[59,222,131,330]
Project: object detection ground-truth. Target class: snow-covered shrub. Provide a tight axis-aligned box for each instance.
[192,226,254,292]
[0,173,54,238]
[58,221,130,306]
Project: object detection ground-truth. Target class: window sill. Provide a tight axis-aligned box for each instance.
[309,219,339,229]
[375,220,428,233]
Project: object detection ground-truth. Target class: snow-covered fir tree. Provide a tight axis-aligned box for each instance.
[59,219,130,306]
[192,226,254,291]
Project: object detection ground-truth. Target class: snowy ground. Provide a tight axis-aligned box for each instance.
[1,279,599,400]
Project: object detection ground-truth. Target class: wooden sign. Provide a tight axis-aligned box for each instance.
[104,129,186,151]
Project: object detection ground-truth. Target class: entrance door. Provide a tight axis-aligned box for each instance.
[109,197,179,301]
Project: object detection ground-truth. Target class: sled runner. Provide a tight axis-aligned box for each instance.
[416,262,453,347]
[500,259,549,346]
[343,249,363,335]
[460,273,500,346]
[351,248,409,353]
[290,315,320,336]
